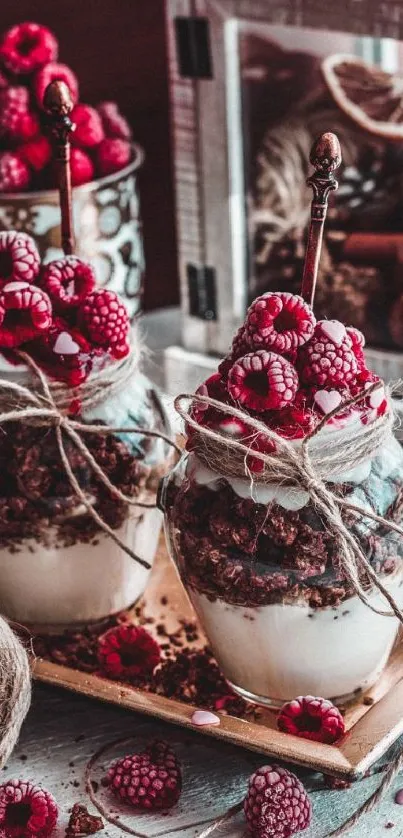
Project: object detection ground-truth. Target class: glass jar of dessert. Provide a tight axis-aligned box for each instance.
[0,231,172,629]
[162,291,403,706]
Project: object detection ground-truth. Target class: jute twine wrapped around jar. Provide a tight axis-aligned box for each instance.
[0,343,179,571]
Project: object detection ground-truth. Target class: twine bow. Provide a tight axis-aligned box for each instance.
[175,383,403,623]
[0,350,180,571]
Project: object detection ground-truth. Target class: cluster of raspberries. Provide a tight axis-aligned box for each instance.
[0,229,130,385]
[191,291,387,465]
[0,21,133,193]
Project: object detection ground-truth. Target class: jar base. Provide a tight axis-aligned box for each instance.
[227,679,375,709]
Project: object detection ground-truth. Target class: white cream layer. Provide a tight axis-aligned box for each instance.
[0,506,162,626]
[190,573,403,703]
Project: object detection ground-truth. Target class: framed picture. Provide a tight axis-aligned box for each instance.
[166,0,403,378]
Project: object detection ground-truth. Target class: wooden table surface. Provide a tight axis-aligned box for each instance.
[4,684,403,838]
[5,309,403,838]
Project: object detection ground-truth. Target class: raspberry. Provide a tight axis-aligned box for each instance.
[0,23,58,76]
[40,256,95,311]
[244,765,311,838]
[19,135,52,172]
[0,281,52,347]
[108,740,182,810]
[245,292,315,355]
[0,87,39,143]
[346,326,366,367]
[245,432,277,474]
[227,351,298,412]
[191,373,228,425]
[98,101,132,140]
[98,624,161,681]
[69,148,94,187]
[0,231,40,286]
[271,391,319,440]
[33,62,79,108]
[298,320,358,388]
[78,289,130,358]
[218,324,250,379]
[71,104,105,148]
[30,318,95,387]
[96,138,132,177]
[277,695,345,744]
[0,779,58,838]
[0,152,30,192]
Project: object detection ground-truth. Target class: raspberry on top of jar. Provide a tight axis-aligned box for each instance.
[0,230,130,386]
[189,290,387,466]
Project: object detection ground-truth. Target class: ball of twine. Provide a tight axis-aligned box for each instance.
[0,617,31,767]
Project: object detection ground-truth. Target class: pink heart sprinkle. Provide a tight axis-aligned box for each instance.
[368,387,385,409]
[53,332,80,355]
[395,789,403,805]
[320,320,346,346]
[314,390,342,414]
[191,710,220,727]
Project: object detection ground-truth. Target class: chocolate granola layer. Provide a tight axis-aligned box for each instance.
[167,460,403,609]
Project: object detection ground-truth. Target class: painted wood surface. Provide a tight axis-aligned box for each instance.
[4,684,403,838]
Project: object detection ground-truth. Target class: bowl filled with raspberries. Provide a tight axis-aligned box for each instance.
[0,229,171,629]
[0,22,144,320]
[162,290,403,707]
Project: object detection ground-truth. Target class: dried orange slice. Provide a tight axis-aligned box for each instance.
[322,53,403,140]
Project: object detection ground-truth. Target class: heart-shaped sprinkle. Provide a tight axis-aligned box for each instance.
[54,332,80,355]
[320,320,346,346]
[191,710,220,727]
[368,386,385,409]
[314,390,342,414]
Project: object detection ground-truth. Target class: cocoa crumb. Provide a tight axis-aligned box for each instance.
[363,696,375,706]
[66,804,104,837]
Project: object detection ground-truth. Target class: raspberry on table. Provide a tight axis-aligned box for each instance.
[97,624,161,681]
[298,320,358,388]
[0,86,39,143]
[33,61,79,108]
[78,289,130,358]
[108,740,182,810]
[245,292,316,355]
[0,22,58,75]
[40,256,95,310]
[19,135,52,172]
[277,695,345,744]
[0,281,52,347]
[0,231,40,286]
[244,764,311,838]
[0,778,58,838]
[71,104,105,148]
[227,350,298,412]
[0,152,30,193]
[98,101,132,140]
[69,147,94,186]
[96,138,132,177]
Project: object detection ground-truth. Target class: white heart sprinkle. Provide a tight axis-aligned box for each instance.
[2,281,30,292]
[191,710,220,727]
[53,332,80,355]
[368,387,385,409]
[320,320,346,346]
[314,390,342,414]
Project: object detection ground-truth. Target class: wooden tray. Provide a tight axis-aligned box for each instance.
[33,541,403,780]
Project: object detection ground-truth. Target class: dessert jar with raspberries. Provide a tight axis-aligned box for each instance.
[163,291,403,706]
[0,22,144,319]
[0,231,171,629]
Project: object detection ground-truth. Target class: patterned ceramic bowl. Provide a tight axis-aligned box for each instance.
[0,144,145,320]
